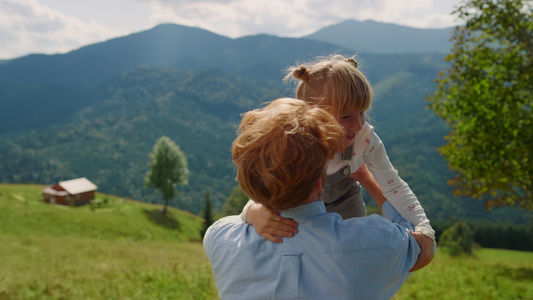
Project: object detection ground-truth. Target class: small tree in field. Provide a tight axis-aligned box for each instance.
[201,189,214,238]
[427,0,533,210]
[439,221,475,256]
[145,136,189,214]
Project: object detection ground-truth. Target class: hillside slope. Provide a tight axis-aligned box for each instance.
[0,183,203,242]
[0,183,217,299]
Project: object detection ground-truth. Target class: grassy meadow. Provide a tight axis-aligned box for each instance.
[0,184,217,299]
[1,184,532,299]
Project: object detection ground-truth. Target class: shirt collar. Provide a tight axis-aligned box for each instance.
[280,201,327,221]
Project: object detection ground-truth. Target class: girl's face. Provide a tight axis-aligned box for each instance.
[338,110,365,145]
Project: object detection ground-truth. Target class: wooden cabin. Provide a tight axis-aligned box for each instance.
[42,177,97,206]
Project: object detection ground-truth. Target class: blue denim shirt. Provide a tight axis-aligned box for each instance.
[204,201,421,300]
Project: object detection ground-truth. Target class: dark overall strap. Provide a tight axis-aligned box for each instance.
[321,143,366,219]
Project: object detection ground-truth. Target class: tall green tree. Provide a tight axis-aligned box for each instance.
[201,189,214,238]
[145,136,189,214]
[427,0,533,210]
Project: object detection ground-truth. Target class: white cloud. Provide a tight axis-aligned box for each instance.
[292,0,457,30]
[403,13,459,29]
[0,0,125,59]
[139,0,458,38]
[143,0,314,37]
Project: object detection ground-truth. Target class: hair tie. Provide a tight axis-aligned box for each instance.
[345,57,358,68]
[293,66,310,82]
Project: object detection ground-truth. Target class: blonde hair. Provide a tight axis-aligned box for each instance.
[232,98,346,212]
[285,54,373,118]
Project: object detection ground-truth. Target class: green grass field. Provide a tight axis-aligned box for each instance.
[394,248,533,299]
[1,184,532,299]
[0,184,217,299]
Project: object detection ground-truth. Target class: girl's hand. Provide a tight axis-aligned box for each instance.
[247,203,299,243]
[408,231,435,272]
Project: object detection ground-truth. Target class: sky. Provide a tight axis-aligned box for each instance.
[0,0,463,60]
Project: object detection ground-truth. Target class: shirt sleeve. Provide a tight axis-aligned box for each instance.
[352,125,436,242]
[239,199,255,223]
[387,221,421,281]
[202,216,243,262]
[382,200,436,259]
[381,201,413,231]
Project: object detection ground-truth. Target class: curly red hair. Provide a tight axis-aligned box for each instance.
[232,98,346,211]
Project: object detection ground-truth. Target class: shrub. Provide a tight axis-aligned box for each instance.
[439,221,474,256]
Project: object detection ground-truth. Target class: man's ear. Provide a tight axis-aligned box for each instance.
[315,177,324,196]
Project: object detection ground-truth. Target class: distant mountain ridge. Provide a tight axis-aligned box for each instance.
[0,23,346,90]
[303,19,454,54]
[0,19,456,89]
[0,24,232,88]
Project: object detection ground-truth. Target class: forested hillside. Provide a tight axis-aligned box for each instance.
[0,23,529,224]
[0,66,281,213]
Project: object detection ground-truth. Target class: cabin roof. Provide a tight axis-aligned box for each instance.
[42,186,69,196]
[58,177,97,194]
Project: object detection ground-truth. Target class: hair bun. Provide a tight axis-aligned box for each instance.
[345,57,358,68]
[293,66,310,82]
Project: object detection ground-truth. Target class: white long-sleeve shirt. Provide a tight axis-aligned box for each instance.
[327,123,435,241]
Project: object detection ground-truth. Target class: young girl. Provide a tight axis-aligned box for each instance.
[240,54,435,270]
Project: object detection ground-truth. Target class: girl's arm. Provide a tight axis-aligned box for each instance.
[240,200,298,243]
[359,130,436,242]
[351,163,435,272]
[354,126,436,270]
[350,163,386,209]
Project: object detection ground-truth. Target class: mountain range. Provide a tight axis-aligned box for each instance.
[0,20,529,224]
[303,20,454,54]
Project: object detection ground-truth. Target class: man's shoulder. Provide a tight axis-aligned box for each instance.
[213,215,242,224]
[343,214,397,230]
[205,216,245,240]
[336,214,408,243]
[210,215,244,231]
[291,213,414,255]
